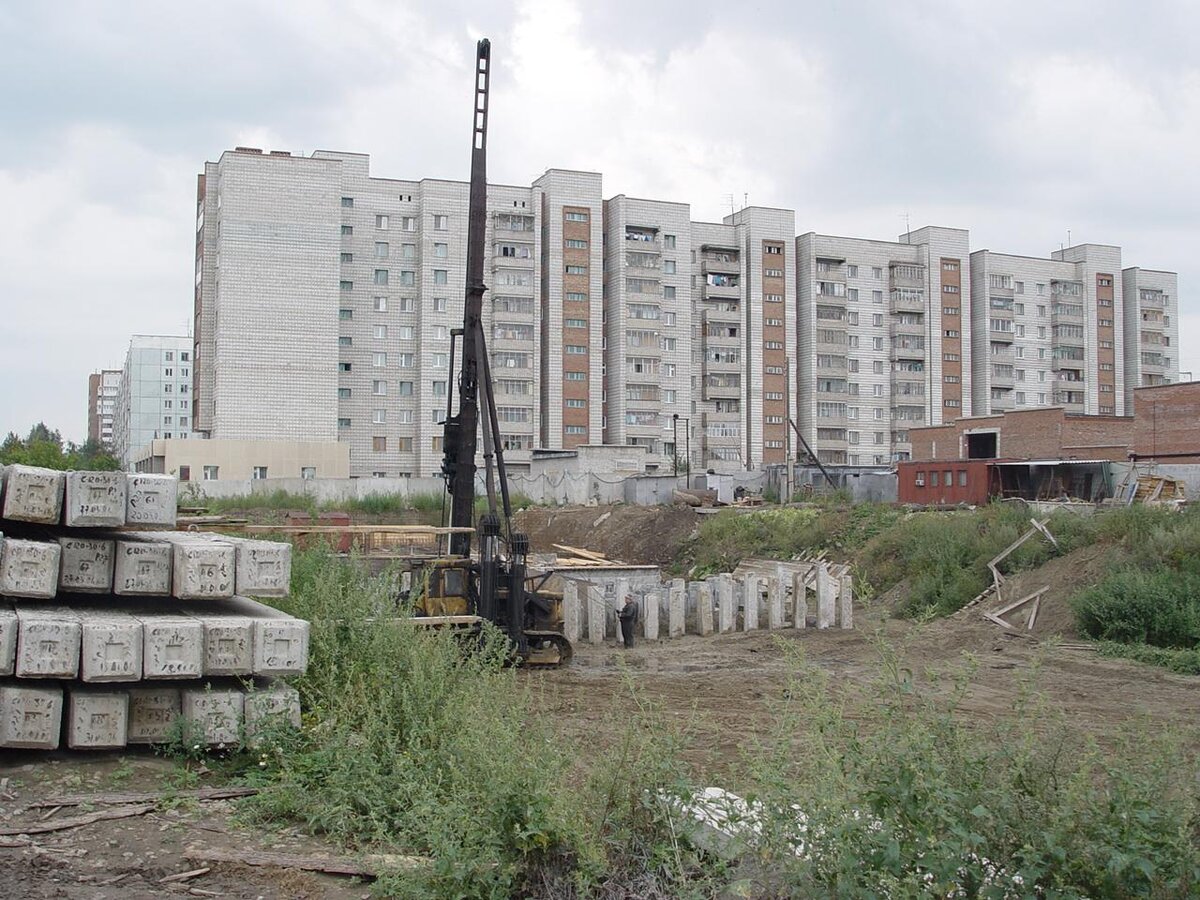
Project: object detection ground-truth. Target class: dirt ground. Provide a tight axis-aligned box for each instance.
[3,530,1197,896]
[516,503,700,568]
[0,755,366,899]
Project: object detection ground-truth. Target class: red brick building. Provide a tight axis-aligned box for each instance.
[909,382,1199,464]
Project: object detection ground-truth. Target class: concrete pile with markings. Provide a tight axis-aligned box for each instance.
[0,464,306,750]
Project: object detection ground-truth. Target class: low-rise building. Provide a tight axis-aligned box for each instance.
[130,438,350,481]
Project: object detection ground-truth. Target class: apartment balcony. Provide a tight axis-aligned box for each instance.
[815,261,846,283]
[888,264,925,289]
[991,371,1015,389]
[701,256,740,277]
[816,357,849,377]
[1140,356,1169,374]
[703,356,742,376]
[815,337,849,355]
[701,408,741,425]
[890,319,925,339]
[988,303,1014,319]
[1050,353,1085,373]
[890,341,927,362]
[703,380,741,401]
[988,326,1015,343]
[988,346,1015,366]
[1050,307,1084,328]
[889,290,924,314]
[624,395,661,411]
[1053,390,1086,412]
[815,387,851,405]
[990,394,1014,412]
[624,230,662,252]
[702,280,741,301]
[701,307,740,328]
[891,374,926,397]
[491,335,537,352]
[815,288,848,307]
[702,335,741,355]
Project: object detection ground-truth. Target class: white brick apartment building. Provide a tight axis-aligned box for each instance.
[189,147,1181,477]
[795,227,970,465]
[112,335,194,469]
[969,244,1128,417]
[1122,267,1180,408]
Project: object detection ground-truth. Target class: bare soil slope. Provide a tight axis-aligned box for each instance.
[516,503,700,567]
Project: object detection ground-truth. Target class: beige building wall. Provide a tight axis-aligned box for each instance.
[132,439,350,481]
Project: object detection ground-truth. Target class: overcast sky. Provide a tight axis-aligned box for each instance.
[2,0,1197,443]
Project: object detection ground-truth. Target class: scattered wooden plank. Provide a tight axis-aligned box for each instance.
[32,786,260,809]
[0,803,155,836]
[160,867,211,884]
[982,612,1013,629]
[992,586,1048,619]
[1026,594,1041,631]
[183,847,428,878]
[552,543,612,563]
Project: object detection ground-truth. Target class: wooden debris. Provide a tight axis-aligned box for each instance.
[183,847,428,878]
[32,786,259,808]
[160,867,211,884]
[0,803,155,836]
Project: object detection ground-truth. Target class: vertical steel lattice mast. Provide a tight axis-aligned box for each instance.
[442,39,490,559]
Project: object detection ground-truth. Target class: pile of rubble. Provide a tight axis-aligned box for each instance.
[0,464,307,750]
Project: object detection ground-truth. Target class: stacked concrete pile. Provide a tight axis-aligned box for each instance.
[0,464,306,750]
[560,559,854,647]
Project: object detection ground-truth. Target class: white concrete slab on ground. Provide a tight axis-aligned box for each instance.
[137,614,205,680]
[244,683,302,746]
[742,576,760,631]
[586,582,606,645]
[668,578,686,638]
[816,564,837,630]
[181,686,244,745]
[767,577,784,630]
[561,579,582,645]
[642,591,659,640]
[0,604,17,676]
[839,574,854,629]
[216,596,310,676]
[171,542,235,600]
[792,570,809,630]
[126,686,182,744]
[713,574,735,634]
[696,582,714,636]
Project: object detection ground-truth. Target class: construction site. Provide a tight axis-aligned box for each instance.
[3,26,1200,900]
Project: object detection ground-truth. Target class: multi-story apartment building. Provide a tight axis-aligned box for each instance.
[194,148,603,478]
[1122,267,1181,407]
[87,369,122,446]
[602,196,693,467]
[795,227,970,465]
[112,335,193,468]
[970,244,1127,417]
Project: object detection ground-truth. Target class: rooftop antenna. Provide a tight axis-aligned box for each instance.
[723,193,736,217]
[1067,228,1072,248]
[900,212,911,241]
[743,191,748,211]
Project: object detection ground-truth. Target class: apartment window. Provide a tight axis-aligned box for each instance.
[566,291,587,302]
[565,371,586,381]
[401,216,417,232]
[944,329,959,338]
[338,336,352,347]
[943,306,959,316]
[564,238,588,250]
[842,264,857,277]
[433,270,448,285]
[944,399,960,408]
[340,252,353,263]
[372,436,387,452]
[943,284,959,294]
[1100,340,1114,349]
[1036,284,1045,295]
[944,375,960,383]
[871,313,883,327]
[397,437,414,452]
[373,269,388,286]
[433,297,447,312]
[339,362,351,372]
[664,234,676,249]
[944,353,959,362]
[434,242,448,258]
[764,268,783,278]
[565,344,587,355]
[252,466,268,480]
[565,264,587,275]
[1099,318,1113,327]
[565,399,587,408]
[432,214,448,230]
[431,352,449,368]
[375,242,389,259]
[341,225,353,236]
[163,415,172,425]
[340,280,353,291]
[376,214,388,229]
[397,353,416,367]
[1098,277,1112,287]
[164,367,173,377]
[872,337,883,350]
[338,417,351,428]
[565,211,589,222]
[373,296,387,312]
[401,243,417,259]
[872,290,883,304]
[372,409,387,425]
[398,381,414,395]
[373,324,387,340]
[181,352,189,362]
[341,197,354,208]
[373,352,387,367]
[339,308,353,320]
[564,318,587,328]
[202,465,219,480]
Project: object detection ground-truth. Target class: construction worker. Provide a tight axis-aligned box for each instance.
[618,594,640,649]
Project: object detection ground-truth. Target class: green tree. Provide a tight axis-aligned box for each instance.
[0,425,120,471]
